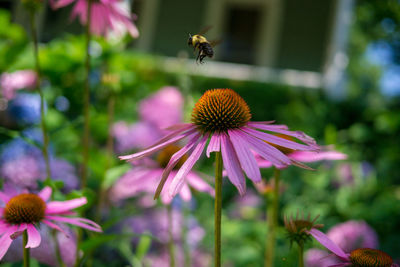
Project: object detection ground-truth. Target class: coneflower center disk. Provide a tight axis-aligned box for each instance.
[191,89,251,133]
[350,248,393,267]
[285,219,314,244]
[4,193,46,224]
[157,145,187,169]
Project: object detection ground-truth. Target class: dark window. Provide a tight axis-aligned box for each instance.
[219,6,261,64]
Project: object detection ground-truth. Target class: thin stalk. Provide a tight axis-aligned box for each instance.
[214,151,223,267]
[23,230,30,267]
[28,9,51,180]
[265,168,281,267]
[81,0,93,189]
[298,242,304,267]
[75,1,93,266]
[167,205,175,267]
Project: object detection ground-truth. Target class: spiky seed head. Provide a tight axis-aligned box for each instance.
[4,193,46,224]
[284,213,323,246]
[191,89,251,133]
[350,248,393,267]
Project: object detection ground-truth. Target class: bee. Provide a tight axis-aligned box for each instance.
[188,26,220,64]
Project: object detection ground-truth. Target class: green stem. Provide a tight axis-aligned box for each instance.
[214,151,223,267]
[23,230,30,267]
[28,9,51,180]
[74,1,93,266]
[265,168,280,267]
[298,242,304,267]
[81,0,92,189]
[167,205,175,267]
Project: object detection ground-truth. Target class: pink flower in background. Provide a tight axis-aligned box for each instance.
[3,227,77,266]
[138,86,184,130]
[305,220,379,267]
[308,228,398,267]
[50,0,139,38]
[327,220,378,253]
[112,87,184,153]
[0,156,42,189]
[0,71,37,100]
[110,145,214,205]
[0,186,102,260]
[120,89,319,196]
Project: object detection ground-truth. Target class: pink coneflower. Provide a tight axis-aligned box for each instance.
[120,89,319,196]
[0,186,102,260]
[111,145,214,205]
[308,228,399,267]
[0,70,37,100]
[50,0,139,38]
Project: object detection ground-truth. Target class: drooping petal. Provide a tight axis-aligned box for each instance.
[247,123,319,149]
[0,225,18,260]
[289,151,347,162]
[186,172,215,196]
[42,219,69,236]
[154,133,201,199]
[119,128,196,161]
[229,129,261,182]
[38,186,52,202]
[51,0,76,9]
[179,184,192,202]
[45,216,102,232]
[308,229,350,261]
[237,131,291,168]
[168,134,209,197]
[206,132,221,158]
[26,224,41,248]
[220,133,246,195]
[243,127,318,151]
[46,197,87,214]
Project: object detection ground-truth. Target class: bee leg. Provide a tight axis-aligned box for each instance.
[200,54,206,64]
[196,51,201,64]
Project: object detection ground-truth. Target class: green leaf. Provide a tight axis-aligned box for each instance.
[102,164,131,189]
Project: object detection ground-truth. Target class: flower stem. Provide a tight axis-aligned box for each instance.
[298,242,304,267]
[214,151,223,267]
[265,168,280,267]
[167,205,175,267]
[81,0,93,189]
[23,230,30,267]
[28,8,51,180]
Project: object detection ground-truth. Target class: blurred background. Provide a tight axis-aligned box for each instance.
[0,0,399,266]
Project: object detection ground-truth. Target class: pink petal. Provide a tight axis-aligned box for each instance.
[42,219,69,236]
[38,186,52,202]
[308,229,350,261]
[168,134,209,197]
[119,127,196,161]
[179,184,192,202]
[46,216,102,232]
[0,225,18,260]
[247,123,319,149]
[220,133,246,195]
[186,172,214,196]
[46,197,87,214]
[154,133,201,199]
[243,127,317,151]
[206,132,221,157]
[0,192,10,204]
[289,151,347,162]
[26,224,41,248]
[52,0,76,9]
[237,131,291,168]
[229,130,261,182]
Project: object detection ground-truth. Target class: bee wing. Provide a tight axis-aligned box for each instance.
[198,25,213,35]
[209,39,222,47]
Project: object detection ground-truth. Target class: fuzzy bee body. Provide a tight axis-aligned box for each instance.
[188,34,214,64]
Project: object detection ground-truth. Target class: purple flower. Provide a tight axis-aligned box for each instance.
[112,87,184,153]
[327,220,378,253]
[305,248,341,267]
[3,227,77,267]
[50,0,139,38]
[110,145,214,205]
[120,89,319,196]
[308,228,398,267]
[0,71,37,100]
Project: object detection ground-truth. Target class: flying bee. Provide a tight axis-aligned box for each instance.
[188,26,220,64]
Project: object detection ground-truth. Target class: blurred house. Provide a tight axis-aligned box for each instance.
[2,0,354,96]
